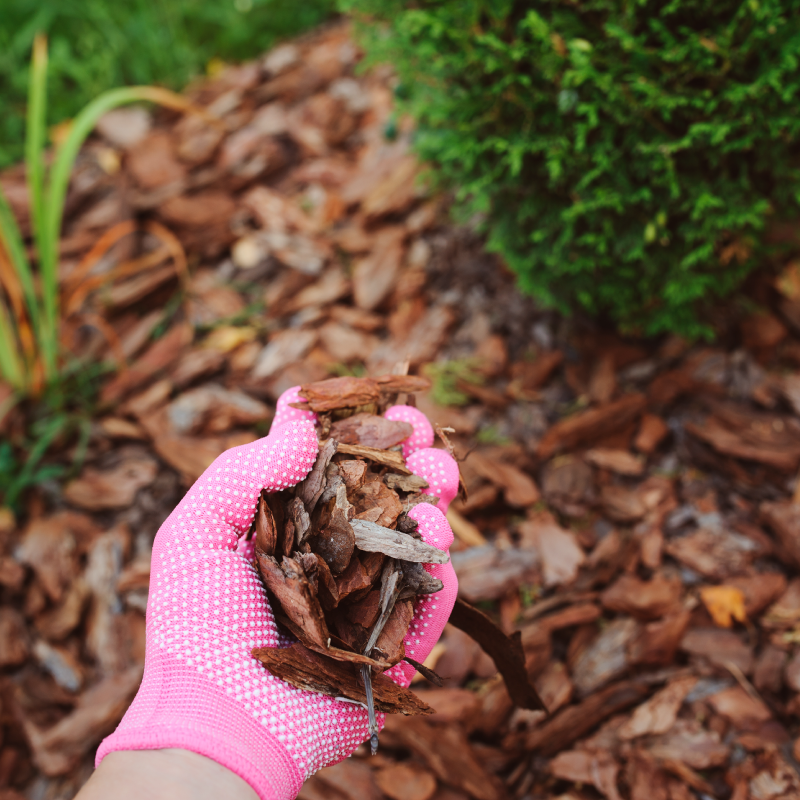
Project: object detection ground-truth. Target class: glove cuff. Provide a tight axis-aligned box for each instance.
[96,650,303,800]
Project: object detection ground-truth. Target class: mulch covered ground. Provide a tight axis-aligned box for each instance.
[3,19,800,800]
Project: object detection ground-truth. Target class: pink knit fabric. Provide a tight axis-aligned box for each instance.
[384,405,434,458]
[97,390,458,800]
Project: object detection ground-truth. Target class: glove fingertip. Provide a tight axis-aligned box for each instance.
[262,417,319,492]
[406,448,459,511]
[385,405,434,457]
[408,502,454,551]
[272,386,316,430]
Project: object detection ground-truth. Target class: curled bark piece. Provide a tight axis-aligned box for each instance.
[449,597,547,712]
[311,553,340,610]
[398,561,443,599]
[252,644,433,715]
[264,491,292,558]
[375,375,432,395]
[256,553,330,651]
[385,473,429,493]
[336,443,411,474]
[330,413,414,450]
[351,519,449,564]
[396,513,420,536]
[296,438,337,514]
[312,484,356,574]
[298,377,381,412]
[255,493,277,557]
[287,497,311,548]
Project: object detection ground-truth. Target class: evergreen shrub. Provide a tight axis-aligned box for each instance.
[341,0,800,336]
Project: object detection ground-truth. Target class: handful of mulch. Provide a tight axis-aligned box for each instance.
[251,375,545,753]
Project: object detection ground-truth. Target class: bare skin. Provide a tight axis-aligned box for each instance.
[75,749,259,800]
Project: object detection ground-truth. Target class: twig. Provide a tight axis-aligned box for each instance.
[360,664,379,755]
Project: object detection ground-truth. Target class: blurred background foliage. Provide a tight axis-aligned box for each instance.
[2,0,800,340]
[0,0,337,168]
[342,0,800,337]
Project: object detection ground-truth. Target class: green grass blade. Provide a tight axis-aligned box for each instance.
[42,86,213,378]
[46,85,214,270]
[25,34,47,247]
[25,34,54,377]
[4,412,66,507]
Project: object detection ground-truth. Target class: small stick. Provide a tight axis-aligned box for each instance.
[360,664,379,755]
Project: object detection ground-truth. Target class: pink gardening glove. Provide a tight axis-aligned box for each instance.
[96,388,459,800]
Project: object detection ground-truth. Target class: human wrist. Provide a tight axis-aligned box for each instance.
[78,749,259,800]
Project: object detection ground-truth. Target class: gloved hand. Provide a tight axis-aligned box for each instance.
[97,387,459,800]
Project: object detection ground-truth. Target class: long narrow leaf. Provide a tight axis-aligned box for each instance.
[0,297,24,389]
[45,86,220,277]
[23,34,53,380]
[25,34,48,252]
[0,244,36,369]
[39,86,217,381]
[0,187,39,334]
[5,413,66,507]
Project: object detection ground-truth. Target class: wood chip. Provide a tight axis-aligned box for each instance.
[312,484,356,574]
[384,473,429,493]
[618,676,697,739]
[449,598,545,711]
[350,519,449,564]
[536,393,647,460]
[296,438,337,513]
[335,443,411,474]
[255,553,330,651]
[585,448,645,476]
[468,453,539,508]
[252,643,433,715]
[298,376,381,412]
[510,679,650,754]
[63,454,159,510]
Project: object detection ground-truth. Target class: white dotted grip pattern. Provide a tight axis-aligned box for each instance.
[96,390,459,800]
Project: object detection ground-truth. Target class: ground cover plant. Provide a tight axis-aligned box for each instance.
[342,0,800,337]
